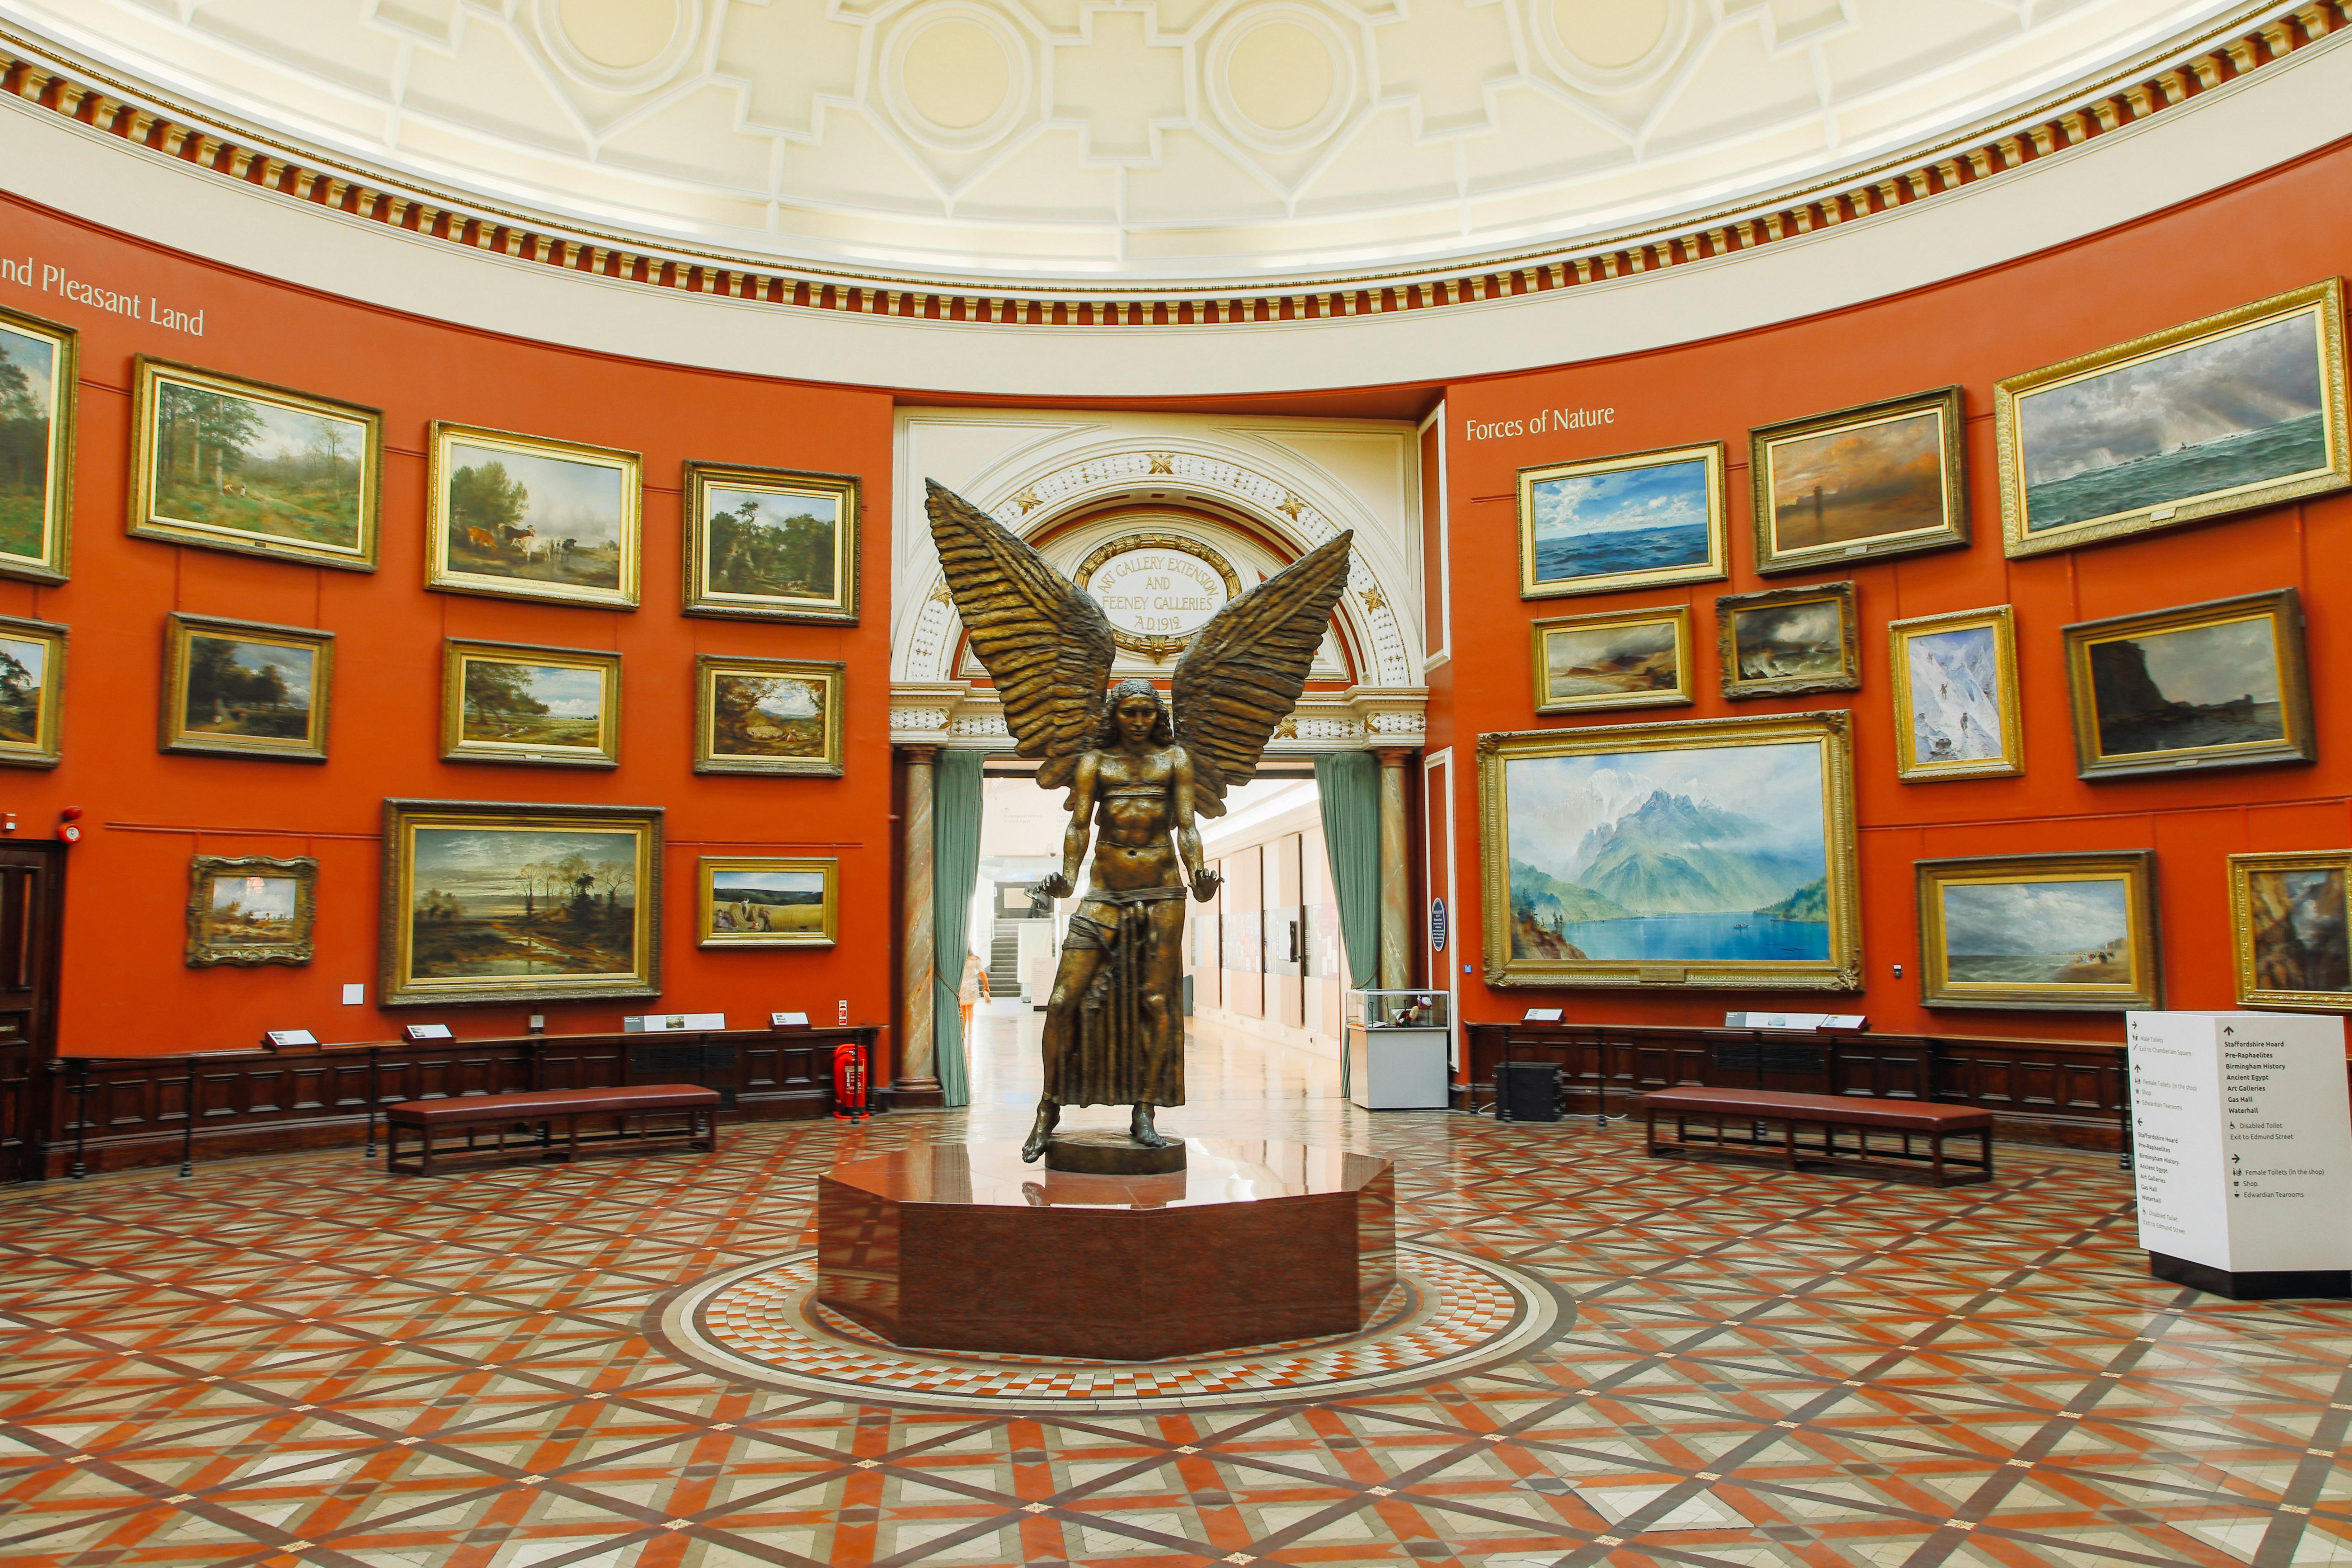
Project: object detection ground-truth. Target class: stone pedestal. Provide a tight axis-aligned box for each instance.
[817,1139,1395,1360]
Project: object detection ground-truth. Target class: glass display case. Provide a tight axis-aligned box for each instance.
[1344,989,1452,1110]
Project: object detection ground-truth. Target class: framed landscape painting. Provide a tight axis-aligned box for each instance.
[1517,442,1727,599]
[2061,589,2312,779]
[161,613,333,762]
[1916,851,2160,1011]
[683,462,859,623]
[0,303,75,584]
[1530,605,1692,714]
[2230,849,2352,1011]
[699,857,838,947]
[0,613,65,769]
[1751,387,1967,574]
[442,640,620,768]
[186,854,316,967]
[128,358,380,572]
[427,423,640,608]
[1716,581,1859,699]
[1888,605,2023,782]
[1477,710,1861,990]
[694,656,844,777]
[1996,279,2349,558]
[379,799,662,1006]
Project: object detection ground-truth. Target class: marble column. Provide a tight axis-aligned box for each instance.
[897,745,943,1100]
[1376,747,1414,989]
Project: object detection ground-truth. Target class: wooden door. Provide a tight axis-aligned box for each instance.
[0,842,64,1185]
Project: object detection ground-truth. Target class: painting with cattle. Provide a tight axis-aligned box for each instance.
[427,423,640,608]
[683,462,860,623]
[698,857,837,948]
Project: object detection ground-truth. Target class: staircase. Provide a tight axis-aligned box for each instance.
[988,928,1022,999]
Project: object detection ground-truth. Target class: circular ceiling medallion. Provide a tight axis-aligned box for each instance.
[1207,4,1358,153]
[1074,533,1244,659]
[1533,0,1690,94]
[652,1242,1566,1411]
[535,0,702,94]
[886,4,1034,151]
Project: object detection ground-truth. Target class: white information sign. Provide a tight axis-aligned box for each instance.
[2128,1011,2352,1277]
[1083,547,1231,641]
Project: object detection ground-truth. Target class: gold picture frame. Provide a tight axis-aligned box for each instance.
[0,302,76,585]
[380,798,663,1007]
[1751,386,1967,574]
[442,640,621,769]
[2061,589,2313,780]
[1996,278,2350,558]
[0,613,65,769]
[427,422,641,608]
[699,856,839,948]
[1716,580,1859,699]
[128,357,381,572]
[1530,604,1693,714]
[187,854,317,967]
[161,613,333,762]
[693,655,845,777]
[2229,849,2352,1012]
[1916,851,2160,1011]
[1888,605,2023,782]
[1477,710,1861,991]
[683,462,859,623]
[1517,441,1728,600]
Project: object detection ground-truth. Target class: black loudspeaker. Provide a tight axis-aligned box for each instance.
[1495,1061,1562,1122]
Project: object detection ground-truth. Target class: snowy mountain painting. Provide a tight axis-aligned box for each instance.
[1904,623,2007,767]
[1504,742,1831,963]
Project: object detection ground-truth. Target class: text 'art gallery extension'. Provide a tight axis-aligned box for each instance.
[6,3,2352,1565]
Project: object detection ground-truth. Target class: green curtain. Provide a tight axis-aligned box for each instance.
[1314,752,1381,992]
[931,749,985,1108]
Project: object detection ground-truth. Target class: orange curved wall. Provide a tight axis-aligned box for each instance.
[1436,138,2352,1042]
[0,193,897,1056]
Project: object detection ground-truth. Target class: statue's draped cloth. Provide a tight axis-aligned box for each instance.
[1055,885,1187,1107]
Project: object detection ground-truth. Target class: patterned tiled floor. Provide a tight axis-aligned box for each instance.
[4,1029,2352,1568]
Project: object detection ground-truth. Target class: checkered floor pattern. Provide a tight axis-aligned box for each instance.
[5,1044,2352,1567]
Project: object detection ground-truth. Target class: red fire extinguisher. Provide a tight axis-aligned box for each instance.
[832,1037,869,1121]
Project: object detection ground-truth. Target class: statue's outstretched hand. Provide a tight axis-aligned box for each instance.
[1191,867,1224,902]
[1041,872,1074,900]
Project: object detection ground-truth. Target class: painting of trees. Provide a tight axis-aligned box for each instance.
[449,460,529,538]
[708,497,834,597]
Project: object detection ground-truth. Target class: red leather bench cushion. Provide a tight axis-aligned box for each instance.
[1639,1087,1992,1132]
[386,1084,719,1127]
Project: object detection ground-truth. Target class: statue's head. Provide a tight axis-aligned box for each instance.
[1097,679,1173,748]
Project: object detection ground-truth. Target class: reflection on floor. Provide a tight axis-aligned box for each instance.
[4,1026,2351,1568]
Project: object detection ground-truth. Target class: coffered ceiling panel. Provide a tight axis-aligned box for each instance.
[0,0,2269,284]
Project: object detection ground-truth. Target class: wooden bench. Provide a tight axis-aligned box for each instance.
[1639,1086,1994,1187]
[385,1084,720,1176]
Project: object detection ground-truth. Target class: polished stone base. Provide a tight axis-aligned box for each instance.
[816,1138,1395,1360]
[2149,1251,2352,1300]
[1044,1127,1187,1174]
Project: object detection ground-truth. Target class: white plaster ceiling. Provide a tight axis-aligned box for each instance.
[0,0,2270,284]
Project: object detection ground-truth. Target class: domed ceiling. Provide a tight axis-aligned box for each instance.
[1,0,2277,286]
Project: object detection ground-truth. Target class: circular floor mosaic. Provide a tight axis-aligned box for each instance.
[651,1243,1566,1411]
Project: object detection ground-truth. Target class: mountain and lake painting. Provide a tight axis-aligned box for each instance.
[1522,446,1722,595]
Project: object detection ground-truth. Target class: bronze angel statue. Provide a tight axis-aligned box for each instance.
[926,480,1354,1164]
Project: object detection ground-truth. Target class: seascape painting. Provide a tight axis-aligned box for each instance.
[442,439,628,591]
[0,323,59,565]
[1536,611,1687,710]
[1904,624,2005,767]
[461,659,606,749]
[2084,615,2283,758]
[1519,445,1724,597]
[1732,598,1844,683]
[0,632,47,747]
[1939,878,2131,987]
[702,859,837,946]
[2245,866,2351,996]
[408,825,641,981]
[138,366,374,564]
[1767,408,1946,551]
[179,632,318,744]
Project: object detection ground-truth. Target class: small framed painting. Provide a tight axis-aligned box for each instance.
[187,854,317,967]
[128,358,381,572]
[2230,849,2352,1011]
[1716,581,1859,699]
[1530,605,1693,714]
[1517,442,1727,600]
[700,857,839,947]
[427,422,640,608]
[2061,589,2313,780]
[379,799,663,1007]
[0,613,65,769]
[683,462,859,623]
[442,640,621,769]
[0,303,76,585]
[694,655,845,777]
[161,613,333,762]
[1996,278,2349,558]
[1751,387,1967,574]
[1916,851,2160,1011]
[1887,606,2023,782]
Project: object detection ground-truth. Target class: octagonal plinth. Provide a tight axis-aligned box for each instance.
[817,1139,1394,1361]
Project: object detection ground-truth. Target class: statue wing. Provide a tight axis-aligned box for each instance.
[925,480,1114,791]
[1171,531,1355,817]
